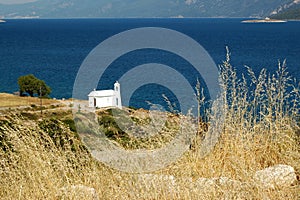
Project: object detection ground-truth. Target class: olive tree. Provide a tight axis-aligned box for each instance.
[18,74,51,97]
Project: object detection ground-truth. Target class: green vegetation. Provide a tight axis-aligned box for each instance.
[96,108,180,149]
[18,74,51,97]
[38,118,86,152]
[62,118,77,133]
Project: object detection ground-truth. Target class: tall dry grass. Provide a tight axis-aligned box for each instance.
[0,50,299,199]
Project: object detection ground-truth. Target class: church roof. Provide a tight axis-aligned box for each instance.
[88,90,115,97]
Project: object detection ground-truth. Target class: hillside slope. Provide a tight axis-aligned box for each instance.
[271,3,300,19]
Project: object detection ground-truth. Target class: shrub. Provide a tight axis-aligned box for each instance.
[62,118,77,133]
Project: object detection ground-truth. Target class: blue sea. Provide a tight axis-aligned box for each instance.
[0,18,299,110]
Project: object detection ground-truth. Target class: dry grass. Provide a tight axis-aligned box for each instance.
[0,113,299,200]
[0,93,58,108]
[0,52,299,199]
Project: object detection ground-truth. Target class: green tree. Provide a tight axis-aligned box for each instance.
[18,74,51,97]
[36,79,51,97]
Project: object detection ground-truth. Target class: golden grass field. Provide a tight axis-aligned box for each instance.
[0,93,58,107]
[0,55,299,199]
[0,106,299,199]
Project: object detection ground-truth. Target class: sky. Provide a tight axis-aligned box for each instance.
[0,0,37,4]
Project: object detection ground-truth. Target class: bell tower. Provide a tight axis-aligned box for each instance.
[114,81,122,109]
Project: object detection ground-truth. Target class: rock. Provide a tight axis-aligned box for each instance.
[254,164,297,189]
[58,184,98,200]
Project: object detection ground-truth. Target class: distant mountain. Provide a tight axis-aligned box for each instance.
[0,0,296,19]
[270,0,300,19]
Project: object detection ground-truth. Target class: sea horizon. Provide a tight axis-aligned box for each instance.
[1,18,299,110]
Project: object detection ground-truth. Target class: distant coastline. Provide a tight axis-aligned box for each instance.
[242,17,287,23]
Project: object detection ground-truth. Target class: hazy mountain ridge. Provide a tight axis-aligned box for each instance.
[0,0,296,18]
[270,0,300,19]
[270,0,300,15]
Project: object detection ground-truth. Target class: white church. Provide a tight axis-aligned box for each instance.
[88,81,122,109]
